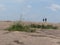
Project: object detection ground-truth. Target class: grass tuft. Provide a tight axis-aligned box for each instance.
[6,23,36,32]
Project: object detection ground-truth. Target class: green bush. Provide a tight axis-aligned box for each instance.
[6,23,58,32]
[30,24,58,29]
[30,24,41,28]
[6,23,36,32]
[44,25,58,29]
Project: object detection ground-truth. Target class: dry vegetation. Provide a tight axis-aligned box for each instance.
[5,21,58,32]
[0,21,60,45]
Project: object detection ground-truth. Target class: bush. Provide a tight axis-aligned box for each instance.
[30,24,58,29]
[44,25,58,29]
[30,24,41,28]
[6,23,58,32]
[6,23,36,32]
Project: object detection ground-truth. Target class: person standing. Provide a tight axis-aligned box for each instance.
[43,18,45,22]
[42,18,47,22]
[45,18,47,22]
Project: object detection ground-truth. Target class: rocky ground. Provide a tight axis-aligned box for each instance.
[0,21,60,45]
[0,30,60,45]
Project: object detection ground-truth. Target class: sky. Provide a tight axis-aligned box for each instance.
[0,0,60,23]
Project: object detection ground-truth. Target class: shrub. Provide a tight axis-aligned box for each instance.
[30,24,41,28]
[6,23,36,32]
[45,25,58,29]
[52,26,58,29]
[30,24,58,29]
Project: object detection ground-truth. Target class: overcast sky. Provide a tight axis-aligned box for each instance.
[0,0,60,23]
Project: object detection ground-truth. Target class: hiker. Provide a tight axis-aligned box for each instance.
[43,18,45,22]
[45,18,47,22]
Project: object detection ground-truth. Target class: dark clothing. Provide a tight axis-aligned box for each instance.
[43,18,47,22]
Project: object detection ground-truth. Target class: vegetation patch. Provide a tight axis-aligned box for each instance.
[6,23,36,32]
[6,23,58,32]
[30,24,58,29]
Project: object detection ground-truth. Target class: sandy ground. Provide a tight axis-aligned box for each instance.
[0,21,60,45]
[0,30,60,45]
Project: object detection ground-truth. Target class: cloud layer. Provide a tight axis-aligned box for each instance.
[46,4,60,11]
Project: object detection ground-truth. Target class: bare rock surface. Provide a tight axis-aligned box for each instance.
[0,22,60,45]
[0,30,60,45]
